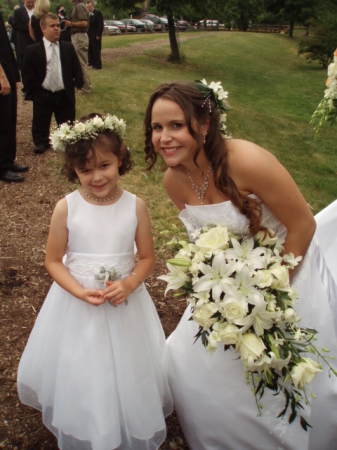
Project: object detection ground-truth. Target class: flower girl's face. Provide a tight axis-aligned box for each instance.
[75,146,122,201]
[151,98,202,167]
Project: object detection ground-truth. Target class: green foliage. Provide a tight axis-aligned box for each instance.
[298,0,337,69]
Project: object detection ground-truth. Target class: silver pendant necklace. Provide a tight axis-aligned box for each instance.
[185,163,212,205]
[82,185,119,203]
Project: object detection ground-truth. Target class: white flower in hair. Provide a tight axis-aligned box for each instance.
[50,114,127,151]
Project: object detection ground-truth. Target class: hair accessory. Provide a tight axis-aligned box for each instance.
[185,162,212,205]
[195,79,230,136]
[50,114,126,151]
[82,185,118,203]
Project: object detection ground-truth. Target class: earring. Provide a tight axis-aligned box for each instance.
[203,134,207,144]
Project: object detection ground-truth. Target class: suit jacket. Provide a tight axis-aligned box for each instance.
[0,12,20,85]
[88,9,103,39]
[13,6,34,55]
[22,40,84,104]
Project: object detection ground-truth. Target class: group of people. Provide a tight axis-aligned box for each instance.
[0,0,104,183]
[13,72,337,449]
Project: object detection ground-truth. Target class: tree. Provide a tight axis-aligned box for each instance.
[264,0,316,37]
[298,0,337,68]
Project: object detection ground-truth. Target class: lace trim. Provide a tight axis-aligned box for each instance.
[65,252,135,277]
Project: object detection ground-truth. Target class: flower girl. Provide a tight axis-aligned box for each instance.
[17,113,173,450]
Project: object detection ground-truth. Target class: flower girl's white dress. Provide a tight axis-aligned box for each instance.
[17,190,173,450]
[167,198,337,450]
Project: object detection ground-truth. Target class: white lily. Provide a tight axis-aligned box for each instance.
[235,300,282,336]
[193,252,235,300]
[224,237,267,272]
[158,263,190,295]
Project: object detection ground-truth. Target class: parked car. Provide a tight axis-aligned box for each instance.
[139,19,154,32]
[105,20,136,33]
[103,22,121,35]
[176,20,189,31]
[122,19,146,33]
[159,17,169,31]
[142,14,165,31]
[194,20,219,30]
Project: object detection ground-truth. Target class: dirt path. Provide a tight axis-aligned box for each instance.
[0,37,190,449]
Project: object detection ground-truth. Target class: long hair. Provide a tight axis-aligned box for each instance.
[144,82,263,234]
[34,0,50,20]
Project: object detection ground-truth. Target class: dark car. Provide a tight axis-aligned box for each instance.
[139,19,155,32]
[122,19,146,33]
[177,20,189,31]
[143,14,165,32]
[105,20,136,33]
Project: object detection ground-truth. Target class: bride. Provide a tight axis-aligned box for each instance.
[144,80,337,450]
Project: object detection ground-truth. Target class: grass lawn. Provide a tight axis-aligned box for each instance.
[74,31,337,248]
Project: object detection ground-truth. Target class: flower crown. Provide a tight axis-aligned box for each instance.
[195,79,230,136]
[50,114,126,151]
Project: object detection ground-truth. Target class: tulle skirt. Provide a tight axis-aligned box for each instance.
[17,275,173,450]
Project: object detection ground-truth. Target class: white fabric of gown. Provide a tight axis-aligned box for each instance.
[17,190,173,450]
[167,198,337,450]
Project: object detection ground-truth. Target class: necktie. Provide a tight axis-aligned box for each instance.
[49,44,60,92]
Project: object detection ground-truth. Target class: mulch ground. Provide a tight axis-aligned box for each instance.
[0,38,192,450]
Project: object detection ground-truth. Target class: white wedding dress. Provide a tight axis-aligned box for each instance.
[167,199,337,450]
[17,190,173,450]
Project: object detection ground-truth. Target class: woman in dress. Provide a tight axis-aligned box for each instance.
[29,0,50,42]
[17,113,173,449]
[144,80,337,449]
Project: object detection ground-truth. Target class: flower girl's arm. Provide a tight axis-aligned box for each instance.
[102,197,155,305]
[45,198,105,306]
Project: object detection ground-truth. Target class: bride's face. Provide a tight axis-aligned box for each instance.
[151,98,201,167]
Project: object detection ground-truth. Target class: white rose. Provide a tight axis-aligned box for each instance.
[221,299,248,323]
[193,303,218,330]
[93,116,104,128]
[74,122,86,133]
[236,333,266,361]
[254,270,273,288]
[283,307,297,323]
[196,226,229,254]
[269,263,289,288]
[219,323,240,345]
[255,229,279,246]
[291,358,322,388]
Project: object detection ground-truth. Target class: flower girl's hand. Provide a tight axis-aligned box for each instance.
[103,280,132,306]
[81,289,105,306]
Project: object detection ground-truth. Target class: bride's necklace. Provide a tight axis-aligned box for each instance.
[185,163,212,205]
[82,185,119,203]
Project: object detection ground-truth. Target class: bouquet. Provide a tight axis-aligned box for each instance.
[159,225,336,430]
[311,49,337,136]
[94,266,128,306]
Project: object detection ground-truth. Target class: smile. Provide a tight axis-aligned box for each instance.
[161,147,181,154]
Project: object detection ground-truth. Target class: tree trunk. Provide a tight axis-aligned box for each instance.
[289,19,294,38]
[167,14,180,63]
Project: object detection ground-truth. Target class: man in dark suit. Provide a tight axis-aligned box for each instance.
[0,11,28,183]
[22,13,84,154]
[86,1,103,70]
[12,0,35,72]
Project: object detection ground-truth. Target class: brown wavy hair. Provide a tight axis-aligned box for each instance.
[144,82,263,235]
[62,113,134,183]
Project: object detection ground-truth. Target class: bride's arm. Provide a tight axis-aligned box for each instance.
[227,139,316,260]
